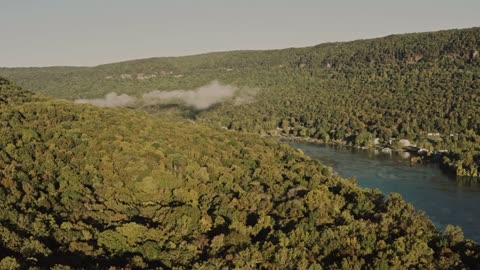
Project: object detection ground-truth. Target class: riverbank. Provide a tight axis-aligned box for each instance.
[269,133,473,179]
[217,124,478,179]
[288,141,480,243]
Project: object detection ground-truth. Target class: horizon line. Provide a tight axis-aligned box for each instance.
[2,26,478,69]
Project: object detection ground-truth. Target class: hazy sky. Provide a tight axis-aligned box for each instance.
[2,0,479,67]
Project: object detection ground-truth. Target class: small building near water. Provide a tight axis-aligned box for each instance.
[381,147,392,153]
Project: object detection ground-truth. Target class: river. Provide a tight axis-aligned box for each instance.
[289,141,480,243]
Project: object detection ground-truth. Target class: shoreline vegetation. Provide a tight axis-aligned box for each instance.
[215,123,479,182]
[269,132,479,181]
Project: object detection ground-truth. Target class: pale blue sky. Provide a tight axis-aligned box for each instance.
[1,0,479,67]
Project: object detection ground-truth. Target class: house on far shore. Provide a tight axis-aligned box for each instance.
[381,147,392,153]
[427,132,440,136]
[418,148,429,155]
[399,151,411,159]
[398,139,413,147]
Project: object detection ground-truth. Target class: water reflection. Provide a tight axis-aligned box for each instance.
[289,141,480,243]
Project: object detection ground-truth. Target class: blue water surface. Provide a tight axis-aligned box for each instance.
[290,141,480,243]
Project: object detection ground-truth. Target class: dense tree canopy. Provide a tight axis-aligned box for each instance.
[1,28,479,177]
[0,78,479,268]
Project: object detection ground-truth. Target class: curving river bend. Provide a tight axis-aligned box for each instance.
[289,141,480,243]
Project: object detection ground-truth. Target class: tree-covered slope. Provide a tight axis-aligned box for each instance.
[1,27,479,177]
[1,77,480,269]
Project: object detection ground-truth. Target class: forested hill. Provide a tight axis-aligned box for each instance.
[1,77,479,268]
[1,28,479,99]
[1,27,480,177]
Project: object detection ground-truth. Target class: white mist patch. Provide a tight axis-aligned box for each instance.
[143,81,237,110]
[75,92,136,107]
[73,81,257,109]
[233,87,258,106]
